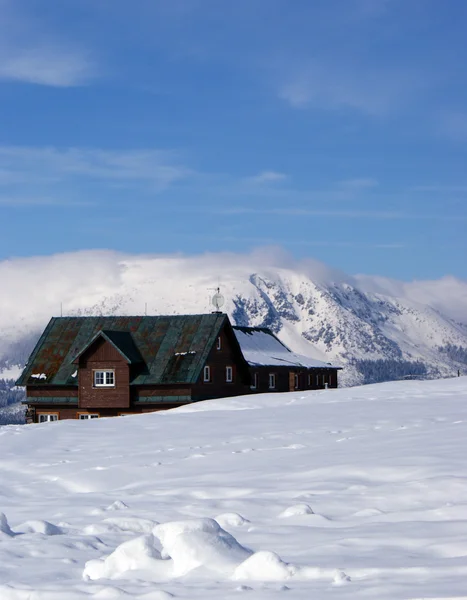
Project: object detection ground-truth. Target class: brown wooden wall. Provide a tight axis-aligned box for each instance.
[27,386,78,397]
[191,323,251,400]
[30,403,182,423]
[248,366,339,393]
[78,337,130,409]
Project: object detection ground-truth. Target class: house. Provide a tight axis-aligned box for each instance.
[233,326,340,392]
[16,314,341,423]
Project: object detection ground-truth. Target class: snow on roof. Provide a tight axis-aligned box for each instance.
[233,327,340,369]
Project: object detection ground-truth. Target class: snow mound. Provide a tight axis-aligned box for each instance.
[215,512,250,528]
[84,517,157,535]
[83,517,349,585]
[234,551,350,584]
[153,518,253,577]
[16,520,64,535]
[84,534,162,581]
[0,512,14,536]
[278,503,314,518]
[233,550,297,580]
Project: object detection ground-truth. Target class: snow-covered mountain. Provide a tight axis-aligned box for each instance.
[1,250,467,393]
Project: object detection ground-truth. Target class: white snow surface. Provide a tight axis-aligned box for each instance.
[234,327,338,368]
[1,377,467,598]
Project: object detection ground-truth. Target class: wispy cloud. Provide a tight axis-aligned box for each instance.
[0,146,193,193]
[247,170,287,184]
[214,206,467,221]
[278,62,429,116]
[0,196,92,208]
[0,1,95,87]
[0,47,95,87]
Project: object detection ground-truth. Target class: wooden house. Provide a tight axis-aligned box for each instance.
[17,314,341,423]
[233,326,340,392]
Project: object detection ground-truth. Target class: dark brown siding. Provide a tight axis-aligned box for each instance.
[248,366,339,393]
[192,323,251,400]
[31,404,182,422]
[78,337,130,409]
[27,386,78,397]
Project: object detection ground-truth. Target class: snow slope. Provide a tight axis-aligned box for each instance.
[1,377,467,598]
[1,251,467,388]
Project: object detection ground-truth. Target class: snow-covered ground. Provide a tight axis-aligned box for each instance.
[1,378,467,599]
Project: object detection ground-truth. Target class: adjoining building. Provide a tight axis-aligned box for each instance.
[16,314,341,423]
[233,326,339,393]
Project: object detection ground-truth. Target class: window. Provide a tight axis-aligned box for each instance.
[316,374,319,387]
[268,373,276,389]
[217,336,222,350]
[294,374,299,389]
[94,370,115,387]
[38,413,58,423]
[226,366,233,383]
[251,372,258,389]
[203,365,211,382]
[308,374,312,387]
[79,414,99,420]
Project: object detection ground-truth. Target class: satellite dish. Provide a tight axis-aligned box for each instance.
[211,288,225,311]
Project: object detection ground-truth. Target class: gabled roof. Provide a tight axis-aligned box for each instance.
[17,314,229,387]
[71,330,143,364]
[233,326,341,369]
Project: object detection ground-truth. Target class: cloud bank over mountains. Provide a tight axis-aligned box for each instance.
[1,249,467,388]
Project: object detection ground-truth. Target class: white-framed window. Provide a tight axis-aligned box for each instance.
[203,365,211,382]
[226,366,233,383]
[268,373,276,389]
[93,370,115,387]
[308,373,312,387]
[217,336,222,350]
[38,413,58,423]
[316,374,320,387]
[79,414,99,420]
[251,372,258,389]
[294,373,299,389]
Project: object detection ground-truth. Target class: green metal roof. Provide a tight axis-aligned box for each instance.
[17,314,228,387]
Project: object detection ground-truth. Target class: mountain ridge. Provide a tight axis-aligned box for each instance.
[1,251,467,395]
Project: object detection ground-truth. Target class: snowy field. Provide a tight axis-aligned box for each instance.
[1,378,467,599]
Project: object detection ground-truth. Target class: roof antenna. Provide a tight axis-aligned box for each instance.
[211,287,225,313]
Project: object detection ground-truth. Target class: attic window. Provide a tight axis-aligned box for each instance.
[217,336,222,350]
[94,370,115,387]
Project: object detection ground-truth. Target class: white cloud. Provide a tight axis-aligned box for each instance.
[247,171,287,184]
[278,62,426,116]
[0,0,95,87]
[0,146,193,194]
[0,48,94,87]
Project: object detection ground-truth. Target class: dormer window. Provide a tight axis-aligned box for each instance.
[94,370,115,387]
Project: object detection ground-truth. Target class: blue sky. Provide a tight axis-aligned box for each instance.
[0,0,466,280]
